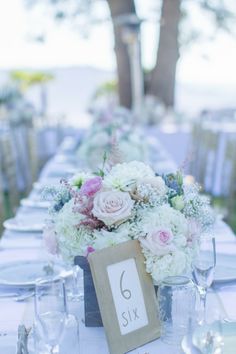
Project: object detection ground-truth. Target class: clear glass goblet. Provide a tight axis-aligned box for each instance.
[192,236,216,324]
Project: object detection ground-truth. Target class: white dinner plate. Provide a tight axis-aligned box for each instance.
[0,260,71,288]
[0,332,17,354]
[192,321,236,353]
[3,218,45,233]
[20,198,51,209]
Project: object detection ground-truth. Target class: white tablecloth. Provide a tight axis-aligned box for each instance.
[0,141,236,354]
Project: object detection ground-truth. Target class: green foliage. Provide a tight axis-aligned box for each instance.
[93,80,118,99]
[10,70,54,91]
[181,0,236,48]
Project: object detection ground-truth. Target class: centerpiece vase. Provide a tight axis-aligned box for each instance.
[74,256,103,327]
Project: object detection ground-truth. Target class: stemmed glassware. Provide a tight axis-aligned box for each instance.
[192,236,216,324]
[34,277,66,353]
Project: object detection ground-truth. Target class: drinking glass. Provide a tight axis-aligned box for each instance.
[158,276,196,346]
[34,277,66,353]
[192,236,216,324]
[65,265,84,302]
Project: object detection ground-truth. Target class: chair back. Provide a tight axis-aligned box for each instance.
[0,132,20,215]
[225,137,236,223]
[0,172,5,234]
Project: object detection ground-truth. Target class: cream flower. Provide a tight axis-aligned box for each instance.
[70,172,93,188]
[92,191,134,226]
[103,161,155,192]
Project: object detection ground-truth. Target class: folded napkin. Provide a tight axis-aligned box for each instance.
[16,325,29,354]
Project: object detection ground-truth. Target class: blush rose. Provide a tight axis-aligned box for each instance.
[92,191,134,226]
[140,228,175,256]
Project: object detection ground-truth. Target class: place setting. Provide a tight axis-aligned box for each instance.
[20,198,51,210]
[3,217,45,234]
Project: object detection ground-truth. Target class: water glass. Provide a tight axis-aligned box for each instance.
[65,265,84,302]
[158,276,196,346]
[34,277,66,353]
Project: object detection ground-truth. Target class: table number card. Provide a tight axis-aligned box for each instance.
[107,259,148,335]
[88,240,161,354]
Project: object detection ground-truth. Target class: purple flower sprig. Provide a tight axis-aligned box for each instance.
[73,176,104,230]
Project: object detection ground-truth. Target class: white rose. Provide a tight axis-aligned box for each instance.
[92,191,134,226]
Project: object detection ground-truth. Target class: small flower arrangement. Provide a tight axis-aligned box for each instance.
[77,107,148,169]
[44,161,215,284]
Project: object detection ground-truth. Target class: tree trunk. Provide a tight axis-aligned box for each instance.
[149,0,181,107]
[107,0,136,109]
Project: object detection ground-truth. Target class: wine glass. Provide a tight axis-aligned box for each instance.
[192,236,216,324]
[34,277,66,353]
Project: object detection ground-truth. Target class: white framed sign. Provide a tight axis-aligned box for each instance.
[88,240,161,354]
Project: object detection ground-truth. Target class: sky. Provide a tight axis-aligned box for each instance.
[1,0,236,86]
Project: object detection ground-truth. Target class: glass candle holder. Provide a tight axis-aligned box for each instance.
[158,275,196,346]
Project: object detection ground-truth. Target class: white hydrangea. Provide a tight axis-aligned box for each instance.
[92,223,130,250]
[103,161,155,192]
[54,199,93,262]
[137,204,188,243]
[145,250,188,284]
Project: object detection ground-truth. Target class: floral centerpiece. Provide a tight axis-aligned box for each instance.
[76,107,148,169]
[44,161,214,285]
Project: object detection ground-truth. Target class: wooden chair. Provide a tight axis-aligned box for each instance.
[0,133,20,215]
[225,138,236,225]
[190,124,219,194]
[10,123,40,194]
[0,172,5,235]
[27,125,39,184]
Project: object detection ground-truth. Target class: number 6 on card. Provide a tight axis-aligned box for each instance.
[88,240,161,354]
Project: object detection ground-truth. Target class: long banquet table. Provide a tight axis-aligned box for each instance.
[1,137,236,354]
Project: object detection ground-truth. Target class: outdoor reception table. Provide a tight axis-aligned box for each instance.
[1,141,236,353]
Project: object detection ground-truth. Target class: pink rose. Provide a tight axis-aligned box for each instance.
[43,225,58,255]
[140,228,175,256]
[92,191,134,226]
[80,177,102,197]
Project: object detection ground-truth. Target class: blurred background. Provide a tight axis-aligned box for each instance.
[0,0,236,230]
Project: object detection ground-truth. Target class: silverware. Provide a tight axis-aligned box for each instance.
[15,291,35,302]
[0,292,21,298]
[0,291,34,301]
